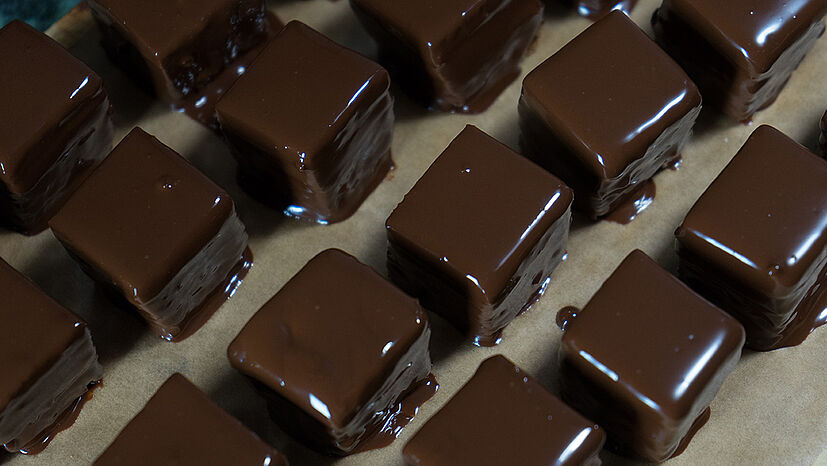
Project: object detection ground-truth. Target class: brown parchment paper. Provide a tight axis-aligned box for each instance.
[2,1,826,465]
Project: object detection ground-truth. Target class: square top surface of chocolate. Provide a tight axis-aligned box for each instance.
[0,258,85,411]
[522,11,701,180]
[0,20,103,194]
[216,20,389,166]
[87,0,256,59]
[562,250,745,419]
[49,127,234,302]
[386,125,572,298]
[350,0,516,60]
[659,0,827,73]
[403,355,604,465]
[677,125,827,298]
[227,249,428,428]
[94,373,286,466]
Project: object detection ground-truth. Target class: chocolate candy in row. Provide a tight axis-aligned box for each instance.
[653,0,826,122]
[404,355,605,466]
[217,21,394,224]
[519,11,701,223]
[228,249,436,455]
[0,258,102,454]
[350,0,544,113]
[94,374,286,466]
[50,128,251,342]
[0,20,113,235]
[676,125,827,350]
[386,125,573,346]
[559,250,745,462]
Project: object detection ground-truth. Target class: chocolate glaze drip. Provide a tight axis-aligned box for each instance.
[519,11,701,222]
[228,249,436,455]
[559,250,745,462]
[676,125,827,350]
[94,374,286,465]
[217,21,394,224]
[50,128,250,342]
[386,126,573,346]
[350,0,544,113]
[0,259,102,454]
[653,0,827,121]
[0,20,113,235]
[403,355,605,465]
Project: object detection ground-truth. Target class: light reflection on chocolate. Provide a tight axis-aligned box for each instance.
[575,0,638,19]
[676,125,827,350]
[653,0,827,121]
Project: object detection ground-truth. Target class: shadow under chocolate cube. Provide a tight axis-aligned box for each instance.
[519,11,701,223]
[558,250,745,462]
[49,128,251,342]
[350,0,544,113]
[227,249,435,456]
[94,373,286,466]
[0,20,113,235]
[403,355,605,466]
[87,0,272,104]
[653,0,826,122]
[676,125,827,351]
[216,21,394,224]
[0,258,102,454]
[386,125,573,346]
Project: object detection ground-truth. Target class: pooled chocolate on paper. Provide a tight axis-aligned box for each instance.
[519,11,701,224]
[653,0,827,122]
[558,250,745,462]
[386,125,573,346]
[676,125,827,351]
[350,0,544,113]
[49,128,251,342]
[403,355,605,466]
[0,258,102,455]
[94,374,286,466]
[0,20,113,235]
[227,249,436,456]
[216,21,394,224]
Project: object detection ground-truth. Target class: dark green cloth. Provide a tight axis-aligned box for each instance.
[1,0,79,31]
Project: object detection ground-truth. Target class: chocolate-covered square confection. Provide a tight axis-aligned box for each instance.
[49,128,251,342]
[87,0,272,104]
[386,125,573,346]
[403,355,605,466]
[676,125,827,351]
[0,20,113,235]
[227,249,435,455]
[653,0,826,121]
[350,0,544,112]
[0,258,102,454]
[559,250,745,462]
[216,21,394,224]
[519,11,701,223]
[574,0,637,19]
[94,374,286,466]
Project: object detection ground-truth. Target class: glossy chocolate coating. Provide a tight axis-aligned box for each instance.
[228,249,434,455]
[559,250,745,462]
[217,21,394,224]
[49,127,249,341]
[653,0,827,121]
[676,125,827,350]
[386,125,573,346]
[0,258,102,453]
[519,11,701,221]
[0,20,113,235]
[87,0,272,103]
[94,373,286,465]
[403,355,605,466]
[350,0,544,112]
[574,0,638,19]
